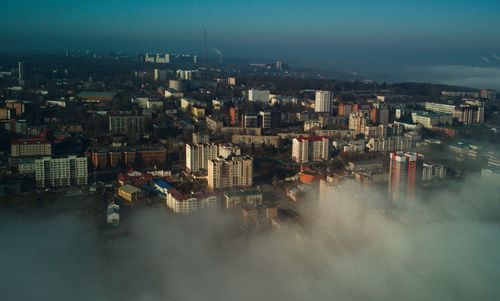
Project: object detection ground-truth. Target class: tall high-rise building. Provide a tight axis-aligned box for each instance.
[422,163,447,181]
[292,136,310,163]
[18,61,26,81]
[314,91,333,113]
[35,156,88,188]
[154,69,168,81]
[292,136,330,163]
[229,106,238,126]
[18,61,27,85]
[192,132,209,144]
[176,69,195,80]
[370,107,389,125]
[349,112,368,134]
[185,143,219,173]
[276,60,285,71]
[388,152,423,204]
[185,143,241,173]
[338,103,353,116]
[207,156,253,190]
[258,111,272,129]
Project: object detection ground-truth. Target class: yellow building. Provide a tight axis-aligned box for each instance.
[191,106,205,118]
[118,184,140,202]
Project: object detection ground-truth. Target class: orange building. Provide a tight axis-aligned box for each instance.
[299,171,321,184]
[388,152,423,203]
[109,151,122,168]
[338,103,353,116]
[90,147,166,169]
[138,149,167,166]
[91,151,108,169]
[123,151,136,166]
[229,106,238,126]
[5,100,25,116]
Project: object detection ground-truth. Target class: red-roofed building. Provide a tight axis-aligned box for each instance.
[165,188,197,214]
[117,170,153,187]
[156,179,218,214]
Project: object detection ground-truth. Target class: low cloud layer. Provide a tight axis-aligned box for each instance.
[404,65,500,90]
[1,175,499,301]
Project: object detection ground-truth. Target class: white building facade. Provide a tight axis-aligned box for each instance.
[207,156,253,190]
[35,156,88,188]
[292,136,330,163]
[314,90,333,113]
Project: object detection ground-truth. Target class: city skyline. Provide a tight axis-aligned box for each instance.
[1,2,500,300]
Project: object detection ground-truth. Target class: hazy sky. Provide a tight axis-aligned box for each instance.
[1,0,498,53]
[1,0,500,87]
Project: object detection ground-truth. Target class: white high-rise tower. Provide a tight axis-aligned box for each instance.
[315,90,333,113]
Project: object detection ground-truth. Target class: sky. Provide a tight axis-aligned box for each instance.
[1,0,500,87]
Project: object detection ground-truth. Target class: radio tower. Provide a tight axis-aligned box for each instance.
[203,30,208,61]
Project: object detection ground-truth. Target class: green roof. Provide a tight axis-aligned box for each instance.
[77,92,117,99]
[224,188,261,198]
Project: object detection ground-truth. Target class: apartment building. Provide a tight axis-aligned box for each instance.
[292,136,330,163]
[35,156,88,188]
[207,156,253,190]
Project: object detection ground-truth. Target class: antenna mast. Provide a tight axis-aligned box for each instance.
[203,30,208,61]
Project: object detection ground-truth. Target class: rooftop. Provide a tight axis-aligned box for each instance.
[119,184,140,195]
[107,204,119,215]
[224,188,262,198]
[90,146,166,153]
[153,179,173,190]
[77,92,117,100]
[12,138,50,145]
[295,135,328,142]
